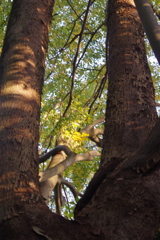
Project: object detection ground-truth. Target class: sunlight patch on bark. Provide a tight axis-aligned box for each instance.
[1,82,40,104]
[28,181,39,191]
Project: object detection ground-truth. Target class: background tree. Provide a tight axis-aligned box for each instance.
[0,0,160,239]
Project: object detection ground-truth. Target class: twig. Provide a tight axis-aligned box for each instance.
[76,22,105,68]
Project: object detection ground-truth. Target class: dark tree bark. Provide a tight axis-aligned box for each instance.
[0,1,95,239]
[134,0,160,64]
[75,1,160,239]
[0,0,63,239]
[0,0,160,239]
[102,0,157,164]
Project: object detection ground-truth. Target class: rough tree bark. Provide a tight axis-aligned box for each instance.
[75,0,160,239]
[1,0,160,240]
[102,0,157,163]
[0,0,74,239]
[0,1,99,239]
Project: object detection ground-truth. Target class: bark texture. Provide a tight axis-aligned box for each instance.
[101,0,157,164]
[0,0,56,238]
[75,1,160,239]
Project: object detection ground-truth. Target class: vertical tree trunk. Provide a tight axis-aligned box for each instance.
[0,2,94,239]
[0,0,54,238]
[101,0,157,164]
[75,1,159,239]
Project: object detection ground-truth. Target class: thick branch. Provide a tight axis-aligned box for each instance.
[39,150,100,182]
[134,0,160,64]
[76,150,101,161]
[39,145,72,163]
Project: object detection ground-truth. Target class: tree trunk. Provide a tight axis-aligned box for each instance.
[75,1,160,239]
[0,1,94,239]
[0,0,56,238]
[102,0,157,164]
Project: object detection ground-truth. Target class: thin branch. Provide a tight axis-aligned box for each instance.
[83,65,107,109]
[76,22,105,68]
[69,0,97,24]
[39,91,70,150]
[45,23,79,81]
[63,0,93,117]
[60,177,83,199]
[54,183,62,215]
[62,183,71,216]
[66,0,83,23]
[88,72,107,113]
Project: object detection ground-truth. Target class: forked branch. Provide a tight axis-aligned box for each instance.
[39,150,101,182]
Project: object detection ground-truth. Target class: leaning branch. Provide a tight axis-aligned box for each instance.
[60,177,83,199]
[134,0,160,64]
